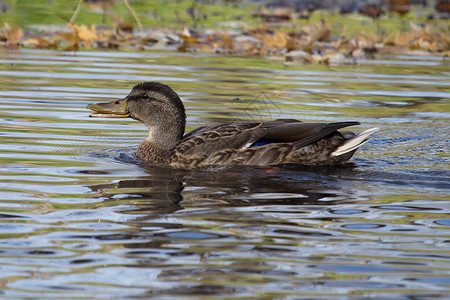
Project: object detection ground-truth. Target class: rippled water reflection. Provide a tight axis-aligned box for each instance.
[0,49,449,299]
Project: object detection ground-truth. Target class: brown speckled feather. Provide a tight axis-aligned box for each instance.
[165,119,361,168]
[175,122,265,155]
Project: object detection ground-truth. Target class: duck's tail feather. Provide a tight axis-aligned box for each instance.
[331,127,379,157]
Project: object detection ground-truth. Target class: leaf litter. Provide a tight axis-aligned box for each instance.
[1,1,449,65]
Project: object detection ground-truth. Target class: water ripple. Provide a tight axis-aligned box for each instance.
[0,49,448,299]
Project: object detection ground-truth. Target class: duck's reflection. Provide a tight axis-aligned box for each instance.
[88,164,359,216]
[89,166,184,215]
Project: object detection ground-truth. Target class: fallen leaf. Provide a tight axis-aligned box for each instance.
[178,32,200,52]
[58,31,80,51]
[68,24,98,48]
[286,31,315,52]
[336,38,356,55]
[391,31,415,47]
[301,21,330,42]
[21,37,57,49]
[2,22,23,45]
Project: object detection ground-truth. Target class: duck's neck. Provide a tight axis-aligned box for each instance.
[136,124,184,163]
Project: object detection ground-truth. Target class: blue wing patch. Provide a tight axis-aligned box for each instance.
[251,142,271,147]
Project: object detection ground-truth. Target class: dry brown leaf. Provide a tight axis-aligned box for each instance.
[358,31,379,43]
[336,38,356,55]
[250,29,287,50]
[355,32,377,50]
[434,34,450,52]
[0,31,5,42]
[178,34,200,52]
[180,35,199,45]
[68,24,98,48]
[2,22,23,45]
[286,36,297,52]
[412,34,435,51]
[273,31,287,48]
[21,37,57,49]
[210,32,234,52]
[391,31,416,47]
[301,21,330,42]
[286,36,314,52]
[220,32,234,50]
[199,44,214,53]
[21,38,40,47]
[58,31,80,51]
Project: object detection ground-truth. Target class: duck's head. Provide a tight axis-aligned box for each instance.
[87,82,187,145]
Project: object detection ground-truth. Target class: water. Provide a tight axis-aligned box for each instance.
[0,48,449,299]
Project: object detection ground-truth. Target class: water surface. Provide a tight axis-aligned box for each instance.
[0,49,449,299]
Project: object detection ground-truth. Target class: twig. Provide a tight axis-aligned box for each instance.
[124,0,143,33]
[69,0,84,25]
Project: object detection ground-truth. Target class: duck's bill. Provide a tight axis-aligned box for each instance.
[87,98,130,118]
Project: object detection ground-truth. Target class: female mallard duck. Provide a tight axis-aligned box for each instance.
[87,82,378,168]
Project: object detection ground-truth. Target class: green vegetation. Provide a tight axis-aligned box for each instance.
[2,0,448,36]
[1,1,448,58]
[1,0,257,29]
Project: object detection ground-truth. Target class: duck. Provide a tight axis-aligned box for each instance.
[87,82,378,168]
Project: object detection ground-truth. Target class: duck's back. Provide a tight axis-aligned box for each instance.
[166,119,375,168]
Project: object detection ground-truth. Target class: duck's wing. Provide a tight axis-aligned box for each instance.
[174,122,267,157]
[169,119,362,166]
[261,120,361,148]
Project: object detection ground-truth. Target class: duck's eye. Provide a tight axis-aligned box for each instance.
[142,94,149,99]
